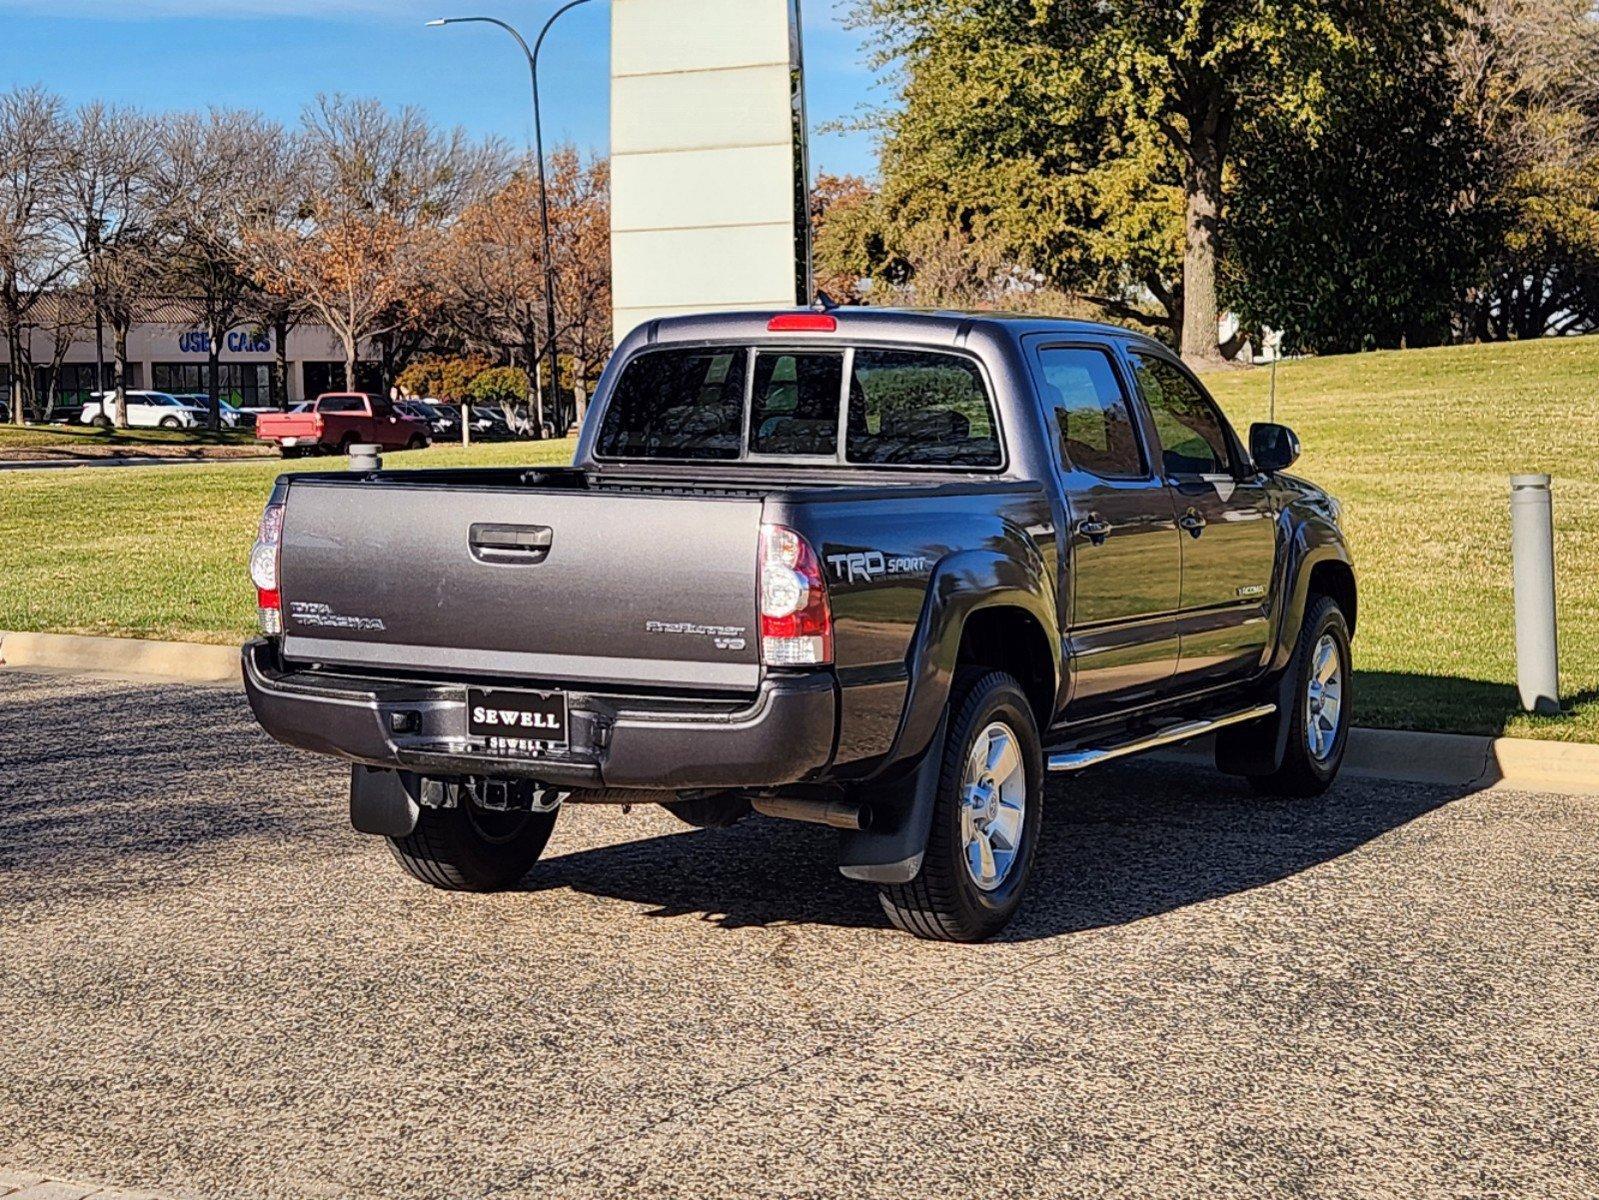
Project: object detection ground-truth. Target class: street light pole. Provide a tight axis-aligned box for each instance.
[428,1,598,436]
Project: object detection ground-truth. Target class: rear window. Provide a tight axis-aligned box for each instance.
[597,345,1000,467]
[846,351,999,466]
[750,351,844,457]
[597,349,747,461]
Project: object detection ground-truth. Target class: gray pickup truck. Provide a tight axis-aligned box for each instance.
[244,309,1355,941]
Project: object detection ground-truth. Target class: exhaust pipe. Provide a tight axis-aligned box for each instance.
[751,797,871,831]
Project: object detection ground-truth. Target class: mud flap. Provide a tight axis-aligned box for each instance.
[349,765,422,836]
[835,716,948,884]
[1215,668,1295,777]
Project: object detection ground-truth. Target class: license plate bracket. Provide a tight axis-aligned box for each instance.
[467,687,569,751]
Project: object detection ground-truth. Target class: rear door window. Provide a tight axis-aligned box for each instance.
[596,349,748,461]
[1037,346,1145,479]
[846,350,1000,466]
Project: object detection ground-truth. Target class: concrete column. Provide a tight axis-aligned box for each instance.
[610,0,810,341]
[1510,474,1560,715]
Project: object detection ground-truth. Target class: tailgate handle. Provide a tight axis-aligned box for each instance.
[470,523,553,563]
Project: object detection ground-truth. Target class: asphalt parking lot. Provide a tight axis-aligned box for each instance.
[2,669,1596,1200]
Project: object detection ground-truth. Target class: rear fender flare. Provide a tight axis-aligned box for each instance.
[881,547,1058,780]
[837,549,1056,884]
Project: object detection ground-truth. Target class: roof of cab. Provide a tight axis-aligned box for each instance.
[629,307,1171,356]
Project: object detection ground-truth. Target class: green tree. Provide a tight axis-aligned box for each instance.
[1223,49,1486,353]
[464,365,528,406]
[851,0,1460,363]
[396,355,492,402]
[811,172,888,302]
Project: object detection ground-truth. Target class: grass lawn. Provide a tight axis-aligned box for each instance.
[0,439,577,645]
[2,335,1597,742]
[0,423,260,450]
[1204,335,1599,742]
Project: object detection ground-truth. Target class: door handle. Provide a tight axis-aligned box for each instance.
[470,523,552,563]
[1178,509,1207,538]
[1076,517,1111,546]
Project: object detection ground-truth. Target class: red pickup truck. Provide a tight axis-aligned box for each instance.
[257,393,432,458]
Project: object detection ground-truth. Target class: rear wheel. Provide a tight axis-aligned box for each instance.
[90,415,111,429]
[388,789,558,892]
[406,434,428,451]
[336,433,357,457]
[878,670,1043,942]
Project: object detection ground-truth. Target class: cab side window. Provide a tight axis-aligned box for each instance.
[1037,346,1145,479]
[1130,353,1234,477]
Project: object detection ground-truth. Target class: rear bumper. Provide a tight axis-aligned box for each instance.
[242,639,837,790]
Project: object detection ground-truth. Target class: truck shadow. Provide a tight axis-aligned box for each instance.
[524,759,1468,941]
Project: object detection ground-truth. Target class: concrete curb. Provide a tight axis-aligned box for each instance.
[0,630,239,685]
[1157,726,1599,797]
[3,630,1597,796]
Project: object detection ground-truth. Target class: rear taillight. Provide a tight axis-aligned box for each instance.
[250,502,284,635]
[759,524,832,667]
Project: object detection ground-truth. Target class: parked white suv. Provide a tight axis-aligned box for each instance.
[80,391,207,430]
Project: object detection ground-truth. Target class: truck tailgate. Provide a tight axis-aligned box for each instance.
[276,478,765,691]
[257,413,321,440]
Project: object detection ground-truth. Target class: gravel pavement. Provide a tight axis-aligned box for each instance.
[2,669,1595,1200]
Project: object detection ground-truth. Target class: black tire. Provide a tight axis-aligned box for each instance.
[1247,595,1352,798]
[878,670,1043,942]
[90,415,111,429]
[336,433,357,456]
[662,794,751,829]
[406,434,428,451]
[159,416,181,429]
[280,446,301,459]
[387,794,558,892]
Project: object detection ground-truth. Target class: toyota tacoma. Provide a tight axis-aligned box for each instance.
[243,310,1355,941]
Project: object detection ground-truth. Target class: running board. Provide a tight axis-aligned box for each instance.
[1046,704,1277,773]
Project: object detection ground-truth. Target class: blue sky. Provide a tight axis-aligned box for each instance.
[0,0,888,178]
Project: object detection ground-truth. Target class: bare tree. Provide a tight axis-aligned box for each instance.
[237,124,310,411]
[243,94,504,393]
[156,109,287,429]
[35,288,92,416]
[431,147,610,433]
[552,150,611,428]
[0,86,74,425]
[56,102,160,428]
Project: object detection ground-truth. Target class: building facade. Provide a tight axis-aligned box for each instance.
[1,299,378,412]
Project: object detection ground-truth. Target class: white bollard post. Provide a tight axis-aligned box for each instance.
[1510,474,1560,715]
[348,443,382,472]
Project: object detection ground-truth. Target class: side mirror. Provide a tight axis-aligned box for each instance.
[1249,422,1300,474]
